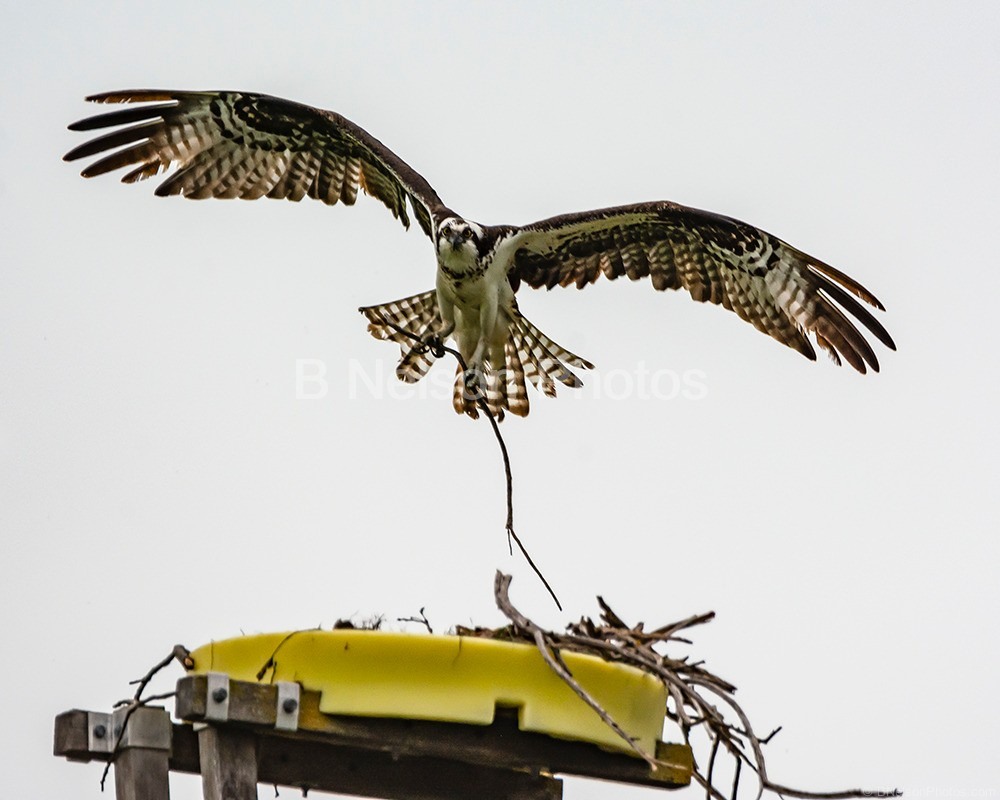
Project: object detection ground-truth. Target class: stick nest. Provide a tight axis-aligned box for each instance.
[486,571,899,800]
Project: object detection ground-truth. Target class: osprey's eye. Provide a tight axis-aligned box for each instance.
[463,229,472,240]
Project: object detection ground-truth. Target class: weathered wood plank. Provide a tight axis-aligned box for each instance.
[56,716,561,800]
[54,710,92,761]
[57,682,692,797]
[257,737,562,800]
[175,675,691,788]
[54,712,201,774]
[199,726,258,800]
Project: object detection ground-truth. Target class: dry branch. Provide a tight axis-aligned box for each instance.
[397,607,434,633]
[99,645,191,791]
[365,313,562,610]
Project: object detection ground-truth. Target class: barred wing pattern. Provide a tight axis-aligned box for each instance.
[511,203,895,373]
[64,90,450,238]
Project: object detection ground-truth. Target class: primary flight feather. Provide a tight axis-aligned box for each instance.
[65,89,895,419]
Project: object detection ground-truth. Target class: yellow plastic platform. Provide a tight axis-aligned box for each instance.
[189,630,667,755]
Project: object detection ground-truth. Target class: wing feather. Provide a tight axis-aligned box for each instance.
[65,89,451,238]
[80,141,162,179]
[510,202,895,373]
[240,152,288,200]
[121,160,166,184]
[810,269,894,350]
[269,152,318,201]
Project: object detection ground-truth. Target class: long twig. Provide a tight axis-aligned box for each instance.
[367,312,561,610]
[99,646,191,791]
[493,572,901,800]
[126,643,192,698]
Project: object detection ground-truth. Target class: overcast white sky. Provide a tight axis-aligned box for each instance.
[2,2,998,798]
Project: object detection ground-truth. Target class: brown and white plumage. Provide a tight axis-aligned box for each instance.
[509,203,895,373]
[64,89,448,236]
[65,89,895,419]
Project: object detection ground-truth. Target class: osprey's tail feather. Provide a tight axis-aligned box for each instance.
[360,291,442,383]
[359,293,592,419]
[449,338,531,421]
[509,315,593,397]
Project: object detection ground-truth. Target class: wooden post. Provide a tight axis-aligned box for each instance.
[199,726,258,800]
[114,747,170,800]
[112,706,172,800]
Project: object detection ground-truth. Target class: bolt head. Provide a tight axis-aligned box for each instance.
[211,687,228,703]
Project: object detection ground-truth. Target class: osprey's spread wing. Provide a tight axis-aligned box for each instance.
[64,90,450,238]
[65,90,895,418]
[509,202,895,373]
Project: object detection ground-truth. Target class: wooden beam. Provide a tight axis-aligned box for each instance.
[56,681,692,799]
[56,712,564,800]
[54,709,199,772]
[175,675,692,789]
[257,737,562,800]
[54,710,93,762]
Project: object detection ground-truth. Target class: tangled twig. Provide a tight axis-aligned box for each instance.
[99,645,191,791]
[366,313,562,610]
[493,572,901,800]
[495,572,657,767]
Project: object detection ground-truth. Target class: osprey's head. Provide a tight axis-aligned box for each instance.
[436,217,483,261]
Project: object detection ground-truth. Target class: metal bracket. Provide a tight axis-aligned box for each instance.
[205,673,231,722]
[274,682,301,731]
[86,707,171,754]
[87,711,114,754]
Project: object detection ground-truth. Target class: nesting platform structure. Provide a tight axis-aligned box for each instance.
[53,631,693,799]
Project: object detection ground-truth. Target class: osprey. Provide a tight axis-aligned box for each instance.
[65,90,895,419]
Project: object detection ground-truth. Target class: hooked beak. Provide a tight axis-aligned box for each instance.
[448,231,465,249]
